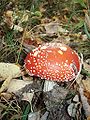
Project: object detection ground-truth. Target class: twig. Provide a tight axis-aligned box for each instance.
[16,27,27,64]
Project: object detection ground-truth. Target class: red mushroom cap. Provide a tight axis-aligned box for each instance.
[24,43,81,82]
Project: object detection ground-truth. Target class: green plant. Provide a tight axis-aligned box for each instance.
[72,0,87,8]
[0,30,19,62]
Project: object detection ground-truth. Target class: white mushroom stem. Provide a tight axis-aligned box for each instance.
[43,80,58,92]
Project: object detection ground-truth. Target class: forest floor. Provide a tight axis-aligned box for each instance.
[0,0,90,120]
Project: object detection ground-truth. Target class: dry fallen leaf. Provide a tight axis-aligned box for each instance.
[82,78,90,104]
[67,103,77,117]
[76,75,90,118]
[7,79,33,93]
[87,116,90,120]
[45,22,60,35]
[0,92,12,100]
[82,79,90,93]
[0,63,21,80]
[22,92,34,103]
[8,79,34,103]
[5,10,13,17]
[79,85,90,117]
[44,22,68,36]
[0,63,21,93]
[14,25,23,32]
[4,10,14,29]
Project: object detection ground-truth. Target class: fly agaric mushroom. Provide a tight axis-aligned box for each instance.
[24,43,81,82]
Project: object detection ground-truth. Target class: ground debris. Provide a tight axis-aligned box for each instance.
[43,85,69,110]
[0,62,21,93]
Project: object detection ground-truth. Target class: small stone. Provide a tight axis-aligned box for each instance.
[73,95,79,102]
